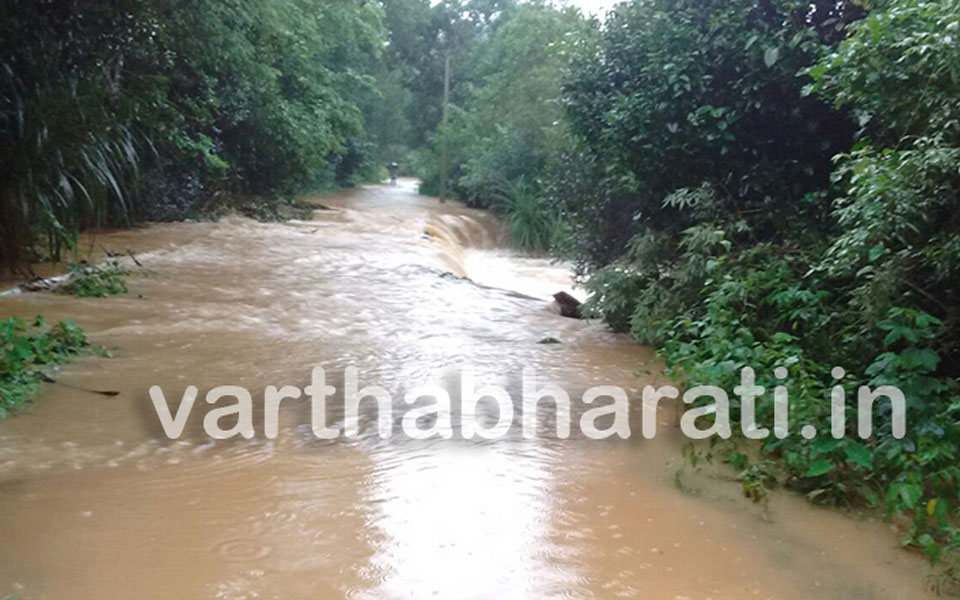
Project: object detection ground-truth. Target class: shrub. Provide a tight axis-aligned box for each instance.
[61,261,129,298]
[0,316,92,418]
[575,0,960,581]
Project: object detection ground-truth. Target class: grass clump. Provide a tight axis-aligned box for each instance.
[491,179,564,253]
[0,316,93,418]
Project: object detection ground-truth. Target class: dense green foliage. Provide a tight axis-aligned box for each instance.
[561,0,858,265]
[418,5,589,198]
[385,1,585,250]
[0,316,92,418]
[0,0,385,271]
[556,0,960,582]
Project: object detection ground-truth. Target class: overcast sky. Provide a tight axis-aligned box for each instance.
[566,0,617,17]
[430,1,619,20]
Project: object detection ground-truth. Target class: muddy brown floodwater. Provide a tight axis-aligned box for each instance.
[0,180,936,599]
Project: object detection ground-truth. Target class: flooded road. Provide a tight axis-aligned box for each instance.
[0,181,935,599]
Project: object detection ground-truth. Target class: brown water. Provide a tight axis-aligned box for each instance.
[0,180,935,599]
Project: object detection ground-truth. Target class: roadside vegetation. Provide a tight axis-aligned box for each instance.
[0,0,390,272]
[569,1,960,583]
[0,317,98,419]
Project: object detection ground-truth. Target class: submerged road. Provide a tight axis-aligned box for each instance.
[0,180,934,599]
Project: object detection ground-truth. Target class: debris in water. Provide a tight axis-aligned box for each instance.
[40,373,120,397]
[552,291,582,319]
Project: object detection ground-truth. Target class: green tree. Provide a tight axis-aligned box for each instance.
[561,0,858,268]
[0,0,386,271]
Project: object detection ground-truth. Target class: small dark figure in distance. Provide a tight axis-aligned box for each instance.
[389,162,399,186]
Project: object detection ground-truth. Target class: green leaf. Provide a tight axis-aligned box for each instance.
[843,442,873,469]
[898,348,939,372]
[763,47,780,67]
[811,437,842,456]
[804,459,835,477]
[890,483,922,510]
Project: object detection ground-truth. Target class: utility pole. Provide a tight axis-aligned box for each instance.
[439,50,451,203]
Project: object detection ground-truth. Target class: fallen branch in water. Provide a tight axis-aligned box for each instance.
[126,249,144,268]
[39,373,120,397]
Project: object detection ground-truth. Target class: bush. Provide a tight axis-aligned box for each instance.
[61,261,129,298]
[568,0,960,582]
[0,316,92,418]
[490,179,565,252]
